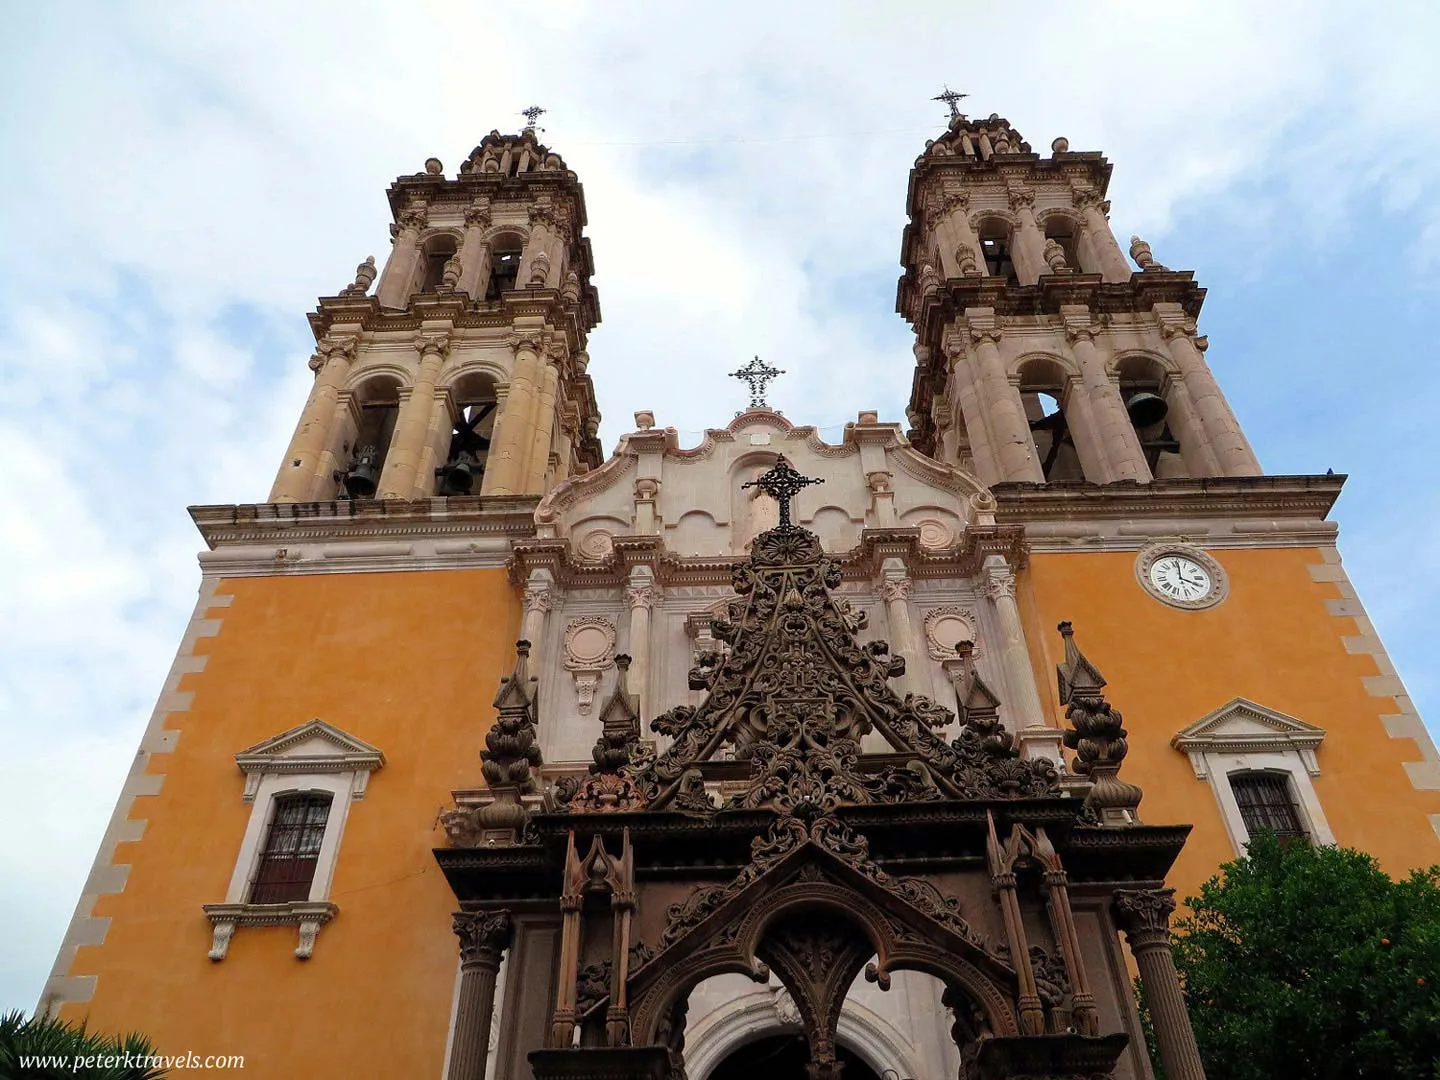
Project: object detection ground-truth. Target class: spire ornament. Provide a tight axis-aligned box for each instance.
[730,355,784,410]
[1056,622,1142,824]
[932,85,969,120]
[520,105,546,134]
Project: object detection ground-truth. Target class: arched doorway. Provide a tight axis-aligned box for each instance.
[707,1034,883,1080]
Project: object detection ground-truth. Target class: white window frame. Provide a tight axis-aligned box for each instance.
[203,719,384,961]
[1171,697,1334,855]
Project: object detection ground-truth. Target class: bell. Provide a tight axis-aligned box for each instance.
[343,459,378,499]
[436,458,475,495]
[1125,392,1168,429]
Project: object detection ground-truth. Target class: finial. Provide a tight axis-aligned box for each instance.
[1055,622,1142,824]
[1129,236,1167,271]
[520,105,546,133]
[1051,137,1069,154]
[424,157,443,175]
[730,355,784,410]
[932,85,969,120]
[1056,620,1106,705]
[741,455,823,531]
[341,255,377,297]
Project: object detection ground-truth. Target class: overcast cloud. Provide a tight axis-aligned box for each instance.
[2,0,1438,1013]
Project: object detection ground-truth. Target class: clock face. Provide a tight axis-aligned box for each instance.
[1149,555,1212,603]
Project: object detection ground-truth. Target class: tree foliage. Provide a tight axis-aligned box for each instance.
[1165,833,1440,1080]
[0,1010,167,1079]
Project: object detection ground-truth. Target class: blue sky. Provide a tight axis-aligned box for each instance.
[2,0,1438,1014]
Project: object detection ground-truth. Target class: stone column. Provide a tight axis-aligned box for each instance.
[625,569,658,722]
[1162,324,1261,476]
[968,319,1044,483]
[524,345,563,493]
[271,336,357,503]
[521,206,558,289]
[376,206,427,309]
[522,571,557,674]
[446,910,514,1080]
[944,335,1001,483]
[880,559,919,694]
[981,557,1057,763]
[1057,375,1108,484]
[1162,374,1222,478]
[456,201,492,299]
[1008,187,1047,285]
[1113,890,1206,1080]
[482,334,545,495]
[1074,190,1132,283]
[1066,320,1151,483]
[378,333,449,499]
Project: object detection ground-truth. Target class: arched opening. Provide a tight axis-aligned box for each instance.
[977,221,1018,284]
[1042,216,1082,273]
[334,375,401,498]
[485,233,524,300]
[1018,359,1084,482]
[419,234,458,293]
[1115,355,1187,478]
[435,372,498,495]
[709,1036,881,1080]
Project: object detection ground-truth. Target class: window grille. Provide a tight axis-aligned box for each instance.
[250,792,332,904]
[1230,772,1307,842]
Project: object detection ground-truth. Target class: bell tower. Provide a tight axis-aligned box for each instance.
[270,122,603,503]
[897,109,1260,487]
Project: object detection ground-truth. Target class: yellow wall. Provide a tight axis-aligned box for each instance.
[1018,546,1440,902]
[62,569,521,1077]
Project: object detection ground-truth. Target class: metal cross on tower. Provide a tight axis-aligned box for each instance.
[730,355,785,410]
[741,455,823,531]
[932,86,969,120]
[520,105,546,132]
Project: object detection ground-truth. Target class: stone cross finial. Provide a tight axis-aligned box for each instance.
[730,355,784,409]
[521,105,546,132]
[932,85,969,120]
[741,455,823,531]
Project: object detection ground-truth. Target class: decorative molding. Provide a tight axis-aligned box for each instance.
[923,606,980,661]
[234,718,385,801]
[202,901,338,961]
[562,617,618,714]
[1134,541,1229,611]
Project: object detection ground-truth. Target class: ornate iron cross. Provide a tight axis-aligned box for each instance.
[730,355,784,409]
[520,105,546,131]
[742,456,823,530]
[932,85,968,120]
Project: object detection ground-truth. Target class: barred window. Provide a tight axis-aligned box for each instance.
[250,792,332,904]
[1229,771,1307,842]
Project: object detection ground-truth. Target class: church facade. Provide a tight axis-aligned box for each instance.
[39,110,1440,1080]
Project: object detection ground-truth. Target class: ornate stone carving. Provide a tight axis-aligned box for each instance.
[454,909,514,970]
[1129,235,1167,271]
[1043,239,1070,274]
[1056,623,1142,823]
[1112,888,1175,947]
[339,255,377,297]
[915,517,956,549]
[482,641,543,793]
[397,206,428,232]
[464,201,493,230]
[563,617,618,714]
[414,332,451,358]
[955,243,981,276]
[879,577,912,603]
[924,606,980,661]
[625,584,657,611]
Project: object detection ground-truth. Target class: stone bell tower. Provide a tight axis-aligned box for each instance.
[897,110,1260,487]
[270,121,603,504]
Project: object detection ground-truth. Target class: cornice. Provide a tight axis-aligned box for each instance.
[190,496,541,549]
[308,289,598,349]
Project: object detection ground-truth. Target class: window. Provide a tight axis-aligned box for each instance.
[1043,218,1081,273]
[421,235,458,293]
[1229,772,1307,842]
[436,375,498,495]
[335,377,401,499]
[1172,697,1333,855]
[979,231,1017,283]
[250,792,333,903]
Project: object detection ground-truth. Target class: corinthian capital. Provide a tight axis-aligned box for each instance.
[1006,184,1035,211]
[1112,888,1176,947]
[968,326,1002,347]
[984,566,1016,601]
[453,910,514,970]
[317,334,360,364]
[625,584,658,611]
[523,584,555,616]
[464,200,493,230]
[397,206,429,232]
[880,577,912,603]
[1065,324,1097,345]
[1160,322,1198,341]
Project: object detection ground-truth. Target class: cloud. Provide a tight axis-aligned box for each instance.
[3,0,1440,1014]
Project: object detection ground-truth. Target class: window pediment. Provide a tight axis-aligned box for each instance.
[235,718,385,799]
[1171,698,1324,777]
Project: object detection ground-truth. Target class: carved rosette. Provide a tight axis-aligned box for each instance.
[454,910,514,971]
[924,606,980,661]
[563,617,618,714]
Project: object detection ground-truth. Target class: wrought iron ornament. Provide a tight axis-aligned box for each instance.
[520,104,546,132]
[932,85,969,120]
[740,455,823,531]
[729,355,784,409]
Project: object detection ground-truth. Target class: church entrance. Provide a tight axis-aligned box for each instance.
[707,1034,883,1080]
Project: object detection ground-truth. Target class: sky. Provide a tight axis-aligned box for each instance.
[2,0,1439,1015]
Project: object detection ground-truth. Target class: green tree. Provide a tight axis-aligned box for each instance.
[1161,832,1440,1080]
[0,1010,167,1079]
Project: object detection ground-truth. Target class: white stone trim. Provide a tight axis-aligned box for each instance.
[202,901,337,961]
[1309,546,1440,840]
[235,718,384,800]
[38,577,232,1017]
[1172,697,1334,854]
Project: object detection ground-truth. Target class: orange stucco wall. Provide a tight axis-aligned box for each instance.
[62,568,521,1077]
[1018,546,1440,902]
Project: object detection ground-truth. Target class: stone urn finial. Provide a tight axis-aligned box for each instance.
[424,157,444,175]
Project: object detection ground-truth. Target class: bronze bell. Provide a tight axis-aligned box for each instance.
[1125,392,1169,429]
[436,457,475,495]
[342,447,379,499]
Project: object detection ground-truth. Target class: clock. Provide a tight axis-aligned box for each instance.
[1135,543,1227,610]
